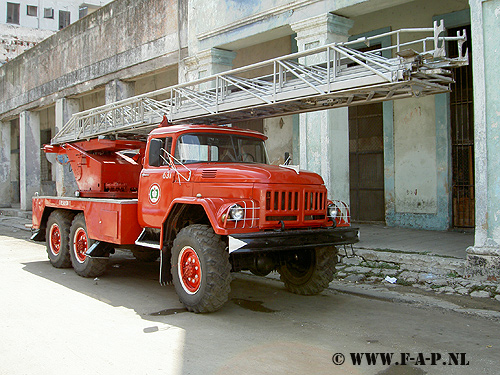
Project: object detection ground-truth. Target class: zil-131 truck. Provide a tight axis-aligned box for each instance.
[31,118,358,312]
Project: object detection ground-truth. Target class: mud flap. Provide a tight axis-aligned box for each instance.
[159,246,172,285]
[86,241,111,258]
[30,229,45,242]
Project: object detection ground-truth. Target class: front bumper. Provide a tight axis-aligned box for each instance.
[228,227,359,253]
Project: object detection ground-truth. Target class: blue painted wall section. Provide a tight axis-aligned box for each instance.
[483,0,500,245]
[385,8,472,231]
[386,94,451,230]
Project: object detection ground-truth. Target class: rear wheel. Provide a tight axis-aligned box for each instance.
[69,213,108,277]
[45,210,74,268]
[171,224,231,313]
[278,246,337,295]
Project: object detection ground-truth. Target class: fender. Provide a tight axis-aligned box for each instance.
[158,197,223,286]
[158,196,257,285]
[158,197,231,248]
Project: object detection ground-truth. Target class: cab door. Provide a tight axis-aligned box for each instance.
[138,136,174,228]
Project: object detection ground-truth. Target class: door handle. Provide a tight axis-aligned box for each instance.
[141,173,150,177]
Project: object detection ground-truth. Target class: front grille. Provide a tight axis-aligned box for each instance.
[263,187,327,225]
[304,191,325,211]
[266,191,299,211]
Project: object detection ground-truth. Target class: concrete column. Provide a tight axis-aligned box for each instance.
[105,79,135,104]
[179,47,237,87]
[0,121,11,207]
[19,111,41,211]
[466,0,500,277]
[291,13,354,202]
[55,98,80,197]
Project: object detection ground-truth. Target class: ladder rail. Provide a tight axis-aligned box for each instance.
[51,20,468,145]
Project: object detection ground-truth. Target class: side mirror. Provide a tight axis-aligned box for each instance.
[284,152,291,165]
[148,138,162,167]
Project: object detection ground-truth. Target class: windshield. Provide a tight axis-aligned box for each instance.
[174,133,268,164]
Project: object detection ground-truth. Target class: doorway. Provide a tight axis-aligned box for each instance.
[349,103,385,222]
[449,25,474,228]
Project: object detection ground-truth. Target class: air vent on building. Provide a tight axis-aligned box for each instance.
[27,5,38,17]
[44,8,54,19]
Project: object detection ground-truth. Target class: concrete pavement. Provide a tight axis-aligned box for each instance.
[1,228,500,375]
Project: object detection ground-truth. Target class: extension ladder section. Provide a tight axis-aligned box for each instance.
[52,20,468,145]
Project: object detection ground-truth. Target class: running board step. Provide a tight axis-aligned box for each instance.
[135,228,161,250]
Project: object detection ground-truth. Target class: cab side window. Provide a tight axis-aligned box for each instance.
[160,137,173,166]
[149,137,173,167]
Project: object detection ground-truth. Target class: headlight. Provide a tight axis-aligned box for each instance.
[328,204,338,219]
[229,204,244,221]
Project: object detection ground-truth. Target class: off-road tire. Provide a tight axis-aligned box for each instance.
[278,246,337,295]
[171,224,231,313]
[46,210,74,268]
[132,249,159,262]
[69,213,108,278]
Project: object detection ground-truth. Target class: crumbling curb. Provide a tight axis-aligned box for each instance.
[336,247,500,301]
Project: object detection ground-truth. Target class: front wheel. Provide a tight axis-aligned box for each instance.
[171,224,231,313]
[278,246,337,295]
[69,213,109,278]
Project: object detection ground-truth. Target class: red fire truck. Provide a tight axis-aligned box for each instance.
[31,118,358,312]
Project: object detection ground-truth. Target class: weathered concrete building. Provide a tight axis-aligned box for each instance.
[0,0,498,275]
[1,0,113,64]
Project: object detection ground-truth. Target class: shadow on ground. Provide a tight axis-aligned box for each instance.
[21,248,349,323]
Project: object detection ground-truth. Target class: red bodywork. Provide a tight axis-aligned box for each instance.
[44,139,145,198]
[33,123,350,246]
[32,196,141,244]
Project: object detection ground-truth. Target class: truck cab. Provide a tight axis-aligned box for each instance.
[136,124,358,312]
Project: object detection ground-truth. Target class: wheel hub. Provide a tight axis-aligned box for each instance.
[49,224,61,255]
[179,247,201,294]
[73,228,88,263]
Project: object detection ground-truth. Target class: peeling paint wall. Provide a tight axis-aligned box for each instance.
[349,0,468,37]
[135,68,178,96]
[264,116,294,165]
[79,91,105,111]
[347,0,468,229]
[394,97,437,214]
[232,35,292,75]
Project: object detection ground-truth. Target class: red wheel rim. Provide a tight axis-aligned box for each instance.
[178,246,202,294]
[49,223,61,255]
[73,228,88,263]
